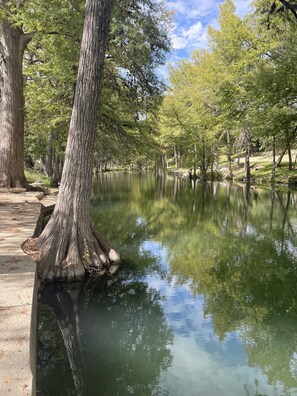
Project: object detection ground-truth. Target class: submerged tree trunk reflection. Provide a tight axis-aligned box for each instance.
[38,281,87,395]
[241,183,250,234]
[269,188,276,232]
[224,183,232,228]
[276,191,294,239]
[37,274,173,395]
[156,173,166,199]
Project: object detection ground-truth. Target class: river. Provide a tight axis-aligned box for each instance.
[37,173,297,396]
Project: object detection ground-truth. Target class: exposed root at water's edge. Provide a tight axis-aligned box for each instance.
[22,233,122,284]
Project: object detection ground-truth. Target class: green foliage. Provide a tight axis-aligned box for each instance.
[157,0,297,180]
[6,0,297,180]
[22,0,171,175]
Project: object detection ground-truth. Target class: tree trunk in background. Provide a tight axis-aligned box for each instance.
[226,131,233,179]
[52,154,62,186]
[32,0,121,282]
[193,144,197,177]
[271,135,276,180]
[162,154,167,169]
[44,133,63,186]
[276,148,286,167]
[201,142,207,181]
[0,11,32,188]
[244,127,251,182]
[174,145,178,168]
[210,145,217,179]
[288,144,293,170]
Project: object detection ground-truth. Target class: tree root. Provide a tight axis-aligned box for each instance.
[23,221,121,283]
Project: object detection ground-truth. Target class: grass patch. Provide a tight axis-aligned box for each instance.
[25,169,51,187]
[223,153,297,185]
[187,151,297,185]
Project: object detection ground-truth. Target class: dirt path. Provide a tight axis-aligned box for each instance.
[0,190,56,396]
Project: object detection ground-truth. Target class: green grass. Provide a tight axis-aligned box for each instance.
[170,151,297,186]
[220,152,297,185]
[25,169,51,187]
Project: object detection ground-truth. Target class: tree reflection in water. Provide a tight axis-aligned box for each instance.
[92,174,297,393]
[37,174,297,395]
[37,273,173,396]
[162,184,297,392]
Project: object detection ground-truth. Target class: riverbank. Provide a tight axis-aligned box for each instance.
[168,162,297,188]
[0,189,56,396]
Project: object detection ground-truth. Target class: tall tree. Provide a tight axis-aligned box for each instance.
[29,0,121,282]
[0,0,34,187]
[23,0,171,182]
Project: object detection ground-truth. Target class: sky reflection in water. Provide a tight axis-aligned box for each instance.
[37,174,297,395]
[140,240,293,396]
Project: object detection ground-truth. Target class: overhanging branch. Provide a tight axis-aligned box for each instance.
[278,0,297,19]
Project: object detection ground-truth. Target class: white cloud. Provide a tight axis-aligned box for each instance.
[170,21,207,51]
[166,0,252,20]
[166,0,253,53]
[166,0,188,15]
[183,21,203,40]
[165,1,220,53]
[162,0,253,84]
[171,33,188,50]
[234,0,252,18]
[166,0,221,20]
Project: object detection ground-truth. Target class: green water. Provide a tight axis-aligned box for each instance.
[37,173,297,396]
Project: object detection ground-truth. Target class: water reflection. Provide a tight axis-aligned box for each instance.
[37,274,173,395]
[37,174,297,395]
[91,174,297,394]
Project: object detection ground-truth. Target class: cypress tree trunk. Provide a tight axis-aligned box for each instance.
[288,144,293,170]
[244,127,251,182]
[178,149,181,168]
[226,131,233,179]
[201,142,207,181]
[193,144,197,177]
[174,145,178,169]
[44,132,62,186]
[0,10,32,188]
[29,0,121,282]
[276,148,287,167]
[271,135,276,181]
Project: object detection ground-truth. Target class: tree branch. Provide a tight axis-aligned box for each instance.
[268,0,297,25]
[278,0,297,19]
[22,31,36,46]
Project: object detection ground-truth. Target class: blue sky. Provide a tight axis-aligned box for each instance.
[160,0,251,78]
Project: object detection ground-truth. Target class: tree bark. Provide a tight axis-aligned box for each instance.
[0,10,32,188]
[44,132,62,186]
[200,141,207,181]
[276,148,287,167]
[226,131,233,179]
[28,0,121,282]
[244,127,251,182]
[193,144,197,177]
[288,144,293,170]
[174,144,178,169]
[271,135,276,181]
